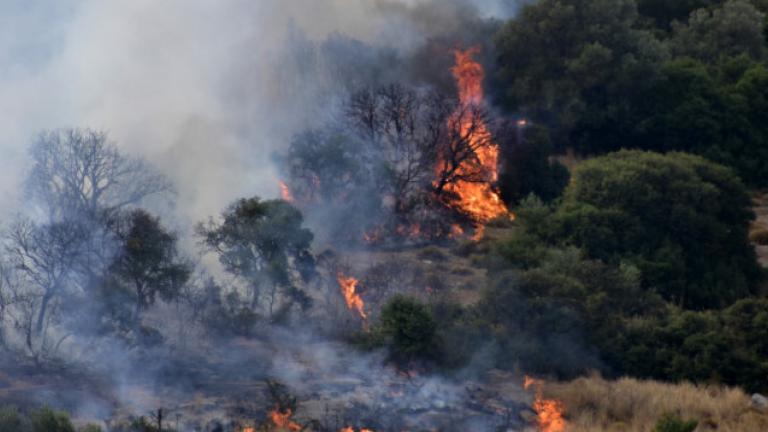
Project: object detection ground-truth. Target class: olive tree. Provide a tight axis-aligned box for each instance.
[197,198,315,318]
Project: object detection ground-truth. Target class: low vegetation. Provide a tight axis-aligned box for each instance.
[542,374,768,432]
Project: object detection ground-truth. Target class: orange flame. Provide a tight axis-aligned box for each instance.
[242,428,255,432]
[279,181,295,203]
[269,407,302,431]
[340,428,374,432]
[524,376,567,432]
[449,224,464,238]
[438,47,509,226]
[337,272,367,320]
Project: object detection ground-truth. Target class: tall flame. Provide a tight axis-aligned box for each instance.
[279,181,295,203]
[524,376,567,432]
[269,407,302,431]
[336,272,367,320]
[438,47,509,226]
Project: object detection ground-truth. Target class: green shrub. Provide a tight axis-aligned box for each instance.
[0,405,26,432]
[30,407,75,432]
[653,413,698,432]
[552,150,761,309]
[379,295,440,364]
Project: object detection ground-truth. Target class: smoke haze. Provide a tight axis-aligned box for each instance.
[0,0,519,225]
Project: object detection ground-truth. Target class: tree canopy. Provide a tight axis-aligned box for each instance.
[197,198,315,316]
[551,150,760,309]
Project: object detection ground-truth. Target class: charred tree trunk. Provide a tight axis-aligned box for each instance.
[35,290,54,335]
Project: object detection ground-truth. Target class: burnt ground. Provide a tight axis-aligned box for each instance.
[0,224,539,431]
[4,195,767,431]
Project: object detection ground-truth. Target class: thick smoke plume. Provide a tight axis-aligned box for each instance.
[0,0,519,225]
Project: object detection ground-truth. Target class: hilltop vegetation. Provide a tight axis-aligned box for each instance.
[4,0,768,430]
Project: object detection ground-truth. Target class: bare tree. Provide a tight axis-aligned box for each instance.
[26,128,172,220]
[346,85,457,216]
[431,102,495,196]
[5,219,86,347]
[346,85,497,216]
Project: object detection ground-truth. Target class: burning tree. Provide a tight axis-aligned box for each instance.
[280,48,510,244]
[433,48,509,224]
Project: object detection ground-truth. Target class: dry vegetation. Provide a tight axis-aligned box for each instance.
[543,374,768,432]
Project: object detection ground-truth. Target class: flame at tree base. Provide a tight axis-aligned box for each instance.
[269,407,302,431]
[524,376,567,432]
[438,47,511,236]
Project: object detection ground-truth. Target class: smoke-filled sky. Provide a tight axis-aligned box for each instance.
[0,0,519,225]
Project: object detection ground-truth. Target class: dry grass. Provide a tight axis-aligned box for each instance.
[750,228,768,245]
[543,374,768,432]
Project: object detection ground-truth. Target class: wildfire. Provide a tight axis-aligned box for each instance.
[269,407,302,431]
[336,272,367,320]
[340,428,373,432]
[437,47,509,230]
[279,181,295,203]
[524,376,567,432]
[396,223,421,239]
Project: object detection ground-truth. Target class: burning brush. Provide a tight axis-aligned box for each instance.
[524,376,567,432]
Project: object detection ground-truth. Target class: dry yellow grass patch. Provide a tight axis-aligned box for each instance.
[543,374,768,432]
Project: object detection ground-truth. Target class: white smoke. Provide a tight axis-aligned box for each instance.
[0,0,517,227]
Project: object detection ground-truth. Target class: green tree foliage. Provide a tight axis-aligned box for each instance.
[494,0,666,140]
[29,407,75,432]
[479,242,653,377]
[551,150,760,309]
[653,414,698,432]
[606,299,768,392]
[498,125,570,205]
[474,176,768,389]
[282,129,364,203]
[197,198,315,316]
[0,405,24,431]
[379,295,440,364]
[630,56,768,184]
[108,209,191,325]
[670,0,766,63]
[495,0,768,186]
[637,0,718,29]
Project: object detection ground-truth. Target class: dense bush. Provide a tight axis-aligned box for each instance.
[498,125,570,205]
[463,150,768,390]
[604,299,768,392]
[0,406,93,432]
[653,414,698,432]
[379,295,441,365]
[551,150,761,309]
[494,0,768,186]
